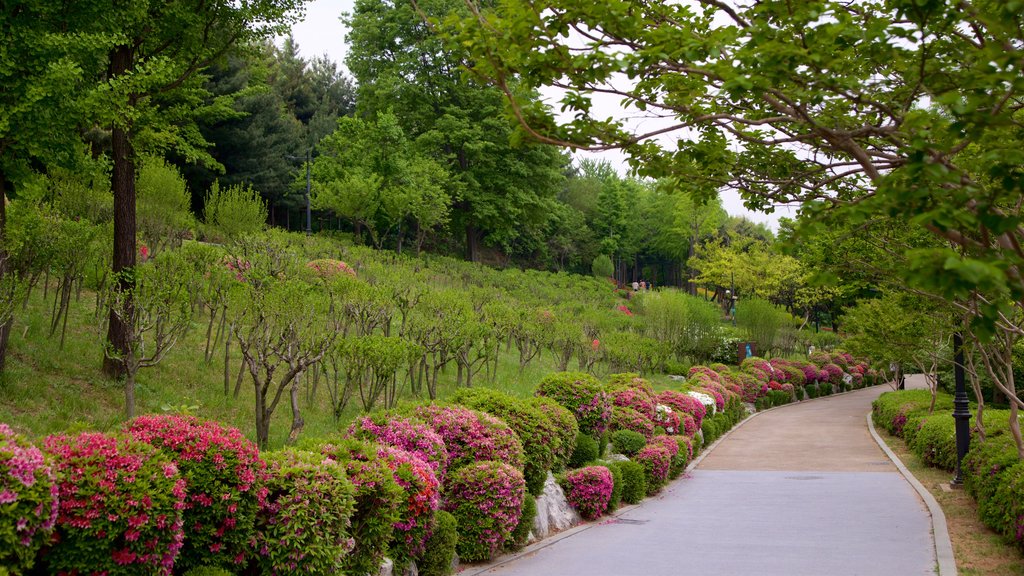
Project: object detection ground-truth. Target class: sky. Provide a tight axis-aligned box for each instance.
[286,0,795,231]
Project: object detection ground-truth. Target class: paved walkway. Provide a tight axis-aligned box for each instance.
[471,379,938,576]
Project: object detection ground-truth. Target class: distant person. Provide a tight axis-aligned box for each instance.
[640,280,646,290]
[632,280,639,291]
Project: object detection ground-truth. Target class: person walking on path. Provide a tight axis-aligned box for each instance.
[472,378,939,576]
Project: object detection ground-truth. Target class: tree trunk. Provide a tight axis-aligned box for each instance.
[466,223,481,263]
[102,45,137,379]
[0,171,11,374]
[288,380,304,445]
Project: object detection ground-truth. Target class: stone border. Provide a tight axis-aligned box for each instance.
[867,413,957,576]
[458,384,894,575]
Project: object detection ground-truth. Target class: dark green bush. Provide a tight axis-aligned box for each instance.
[610,429,647,456]
[505,493,537,551]
[417,510,458,576]
[453,388,557,496]
[602,460,623,512]
[182,568,233,576]
[569,433,599,469]
[909,415,957,471]
[670,437,691,479]
[768,390,790,407]
[610,460,647,505]
[963,435,1024,551]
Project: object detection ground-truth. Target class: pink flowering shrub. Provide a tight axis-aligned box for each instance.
[649,435,686,479]
[653,404,681,435]
[221,255,251,282]
[255,449,356,575]
[741,357,773,375]
[535,372,612,436]
[656,391,706,428]
[531,397,580,472]
[376,446,441,571]
[680,413,698,437]
[688,366,721,383]
[43,432,186,575]
[412,405,524,472]
[306,259,356,279]
[320,439,402,576]
[124,415,265,571]
[734,372,768,402]
[823,363,844,385]
[346,414,448,483]
[609,406,655,439]
[610,387,656,420]
[633,442,672,494]
[696,385,726,412]
[443,461,525,562]
[797,362,819,384]
[559,466,614,520]
[0,424,58,572]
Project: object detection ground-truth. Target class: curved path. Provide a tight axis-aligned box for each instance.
[471,381,938,576]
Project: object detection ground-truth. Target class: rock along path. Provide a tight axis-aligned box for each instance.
[469,380,939,576]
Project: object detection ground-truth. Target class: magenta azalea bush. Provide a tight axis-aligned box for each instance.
[44,432,186,575]
[680,413,698,437]
[609,406,655,439]
[412,405,524,472]
[633,442,673,494]
[346,414,449,483]
[610,387,656,420]
[376,445,441,571]
[443,461,525,562]
[653,404,681,435]
[306,259,356,279]
[535,372,612,436]
[688,366,721,383]
[696,386,726,412]
[0,424,58,573]
[733,371,768,403]
[124,415,265,571]
[823,363,844,385]
[559,466,614,520]
[255,449,356,575]
[656,391,706,428]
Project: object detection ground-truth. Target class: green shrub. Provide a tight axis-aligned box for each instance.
[444,461,525,562]
[136,156,194,252]
[963,435,1024,551]
[702,416,724,445]
[670,436,692,478]
[611,429,647,456]
[453,388,557,496]
[603,460,624,512]
[530,397,580,472]
[569,432,600,469]
[909,415,957,471]
[591,254,614,278]
[203,180,267,241]
[736,297,791,356]
[610,460,647,505]
[535,372,612,436]
[506,493,537,551]
[255,449,356,575]
[768,390,791,407]
[417,510,458,576]
[320,438,403,576]
[608,406,655,439]
[181,568,233,576]
[871,390,937,436]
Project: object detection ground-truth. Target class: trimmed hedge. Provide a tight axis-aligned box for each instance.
[611,429,647,456]
[609,460,646,505]
[416,510,458,576]
[505,493,537,551]
[569,432,599,469]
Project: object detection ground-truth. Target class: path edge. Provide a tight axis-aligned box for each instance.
[867,412,957,576]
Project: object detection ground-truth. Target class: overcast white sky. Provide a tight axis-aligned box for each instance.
[286,0,794,231]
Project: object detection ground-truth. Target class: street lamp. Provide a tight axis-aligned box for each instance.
[952,331,971,485]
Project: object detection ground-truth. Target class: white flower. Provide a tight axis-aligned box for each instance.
[686,391,716,416]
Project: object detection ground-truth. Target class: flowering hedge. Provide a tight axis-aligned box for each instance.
[559,466,614,520]
[633,442,673,495]
[255,449,355,575]
[0,424,58,573]
[320,439,402,576]
[452,387,559,496]
[412,405,524,473]
[443,461,525,562]
[531,397,580,472]
[657,390,706,428]
[649,435,686,479]
[124,415,264,571]
[306,259,357,279]
[608,406,655,440]
[653,404,681,435]
[44,432,186,575]
[609,387,656,421]
[346,414,449,483]
[376,445,441,571]
[535,372,612,436]
[686,391,717,417]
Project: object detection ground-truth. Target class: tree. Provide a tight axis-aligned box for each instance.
[87,0,306,378]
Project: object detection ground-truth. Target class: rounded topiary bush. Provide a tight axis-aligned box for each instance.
[505,493,536,551]
[606,375,656,420]
[452,387,558,496]
[603,460,623,512]
[443,461,525,562]
[346,413,449,483]
[633,442,673,495]
[610,429,647,456]
[657,390,706,428]
[609,460,646,505]
[124,415,264,571]
[44,432,186,575]
[320,439,403,576]
[608,406,654,439]
[649,435,686,479]
[413,404,524,473]
[535,372,612,436]
[530,396,579,472]
[569,432,599,469]
[255,448,356,575]
[559,466,614,520]
[0,424,58,573]
[376,445,442,571]
[416,510,458,576]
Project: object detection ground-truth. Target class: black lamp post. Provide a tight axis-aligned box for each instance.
[952,331,971,485]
